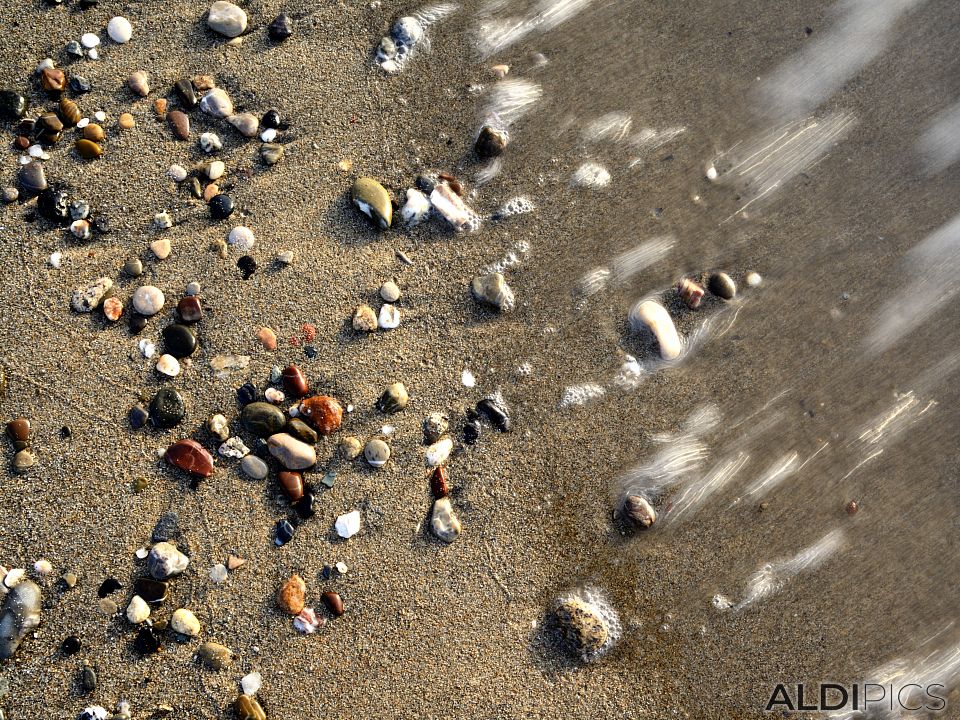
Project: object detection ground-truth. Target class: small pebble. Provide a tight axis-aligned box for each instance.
[425,437,452,467]
[200,132,222,153]
[746,271,762,287]
[352,304,378,332]
[148,542,189,579]
[209,193,234,220]
[277,250,294,265]
[118,113,135,129]
[132,285,165,315]
[260,128,278,142]
[103,297,123,322]
[124,258,143,276]
[209,564,228,583]
[228,226,255,250]
[81,33,100,49]
[378,304,400,329]
[339,436,362,460]
[321,591,344,617]
[186,281,201,295]
[150,238,171,260]
[379,280,400,302]
[240,455,268,479]
[177,296,203,323]
[207,160,225,180]
[377,382,408,413]
[267,433,316,469]
[471,272,515,312]
[277,574,306,614]
[431,497,461,542]
[708,272,737,300]
[335,510,361,539]
[107,16,133,43]
[197,641,233,669]
[268,13,294,41]
[127,71,150,97]
[219,436,250,458]
[126,595,150,624]
[208,414,230,441]
[275,519,295,546]
[200,88,233,118]
[168,110,189,139]
[363,438,390,468]
[227,113,258,137]
[171,608,201,637]
[207,0,248,37]
[241,671,262,696]
[260,143,284,165]
[256,327,277,350]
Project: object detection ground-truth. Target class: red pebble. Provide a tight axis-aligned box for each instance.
[429,466,449,499]
[165,439,214,477]
[281,364,308,397]
[299,395,343,435]
[177,296,203,323]
[301,323,317,342]
[277,471,304,501]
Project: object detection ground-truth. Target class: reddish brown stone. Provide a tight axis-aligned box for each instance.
[6,418,30,442]
[40,68,66,93]
[321,590,344,617]
[299,395,342,435]
[281,364,308,397]
[165,439,214,477]
[168,110,189,140]
[277,471,304,501]
[177,296,203,323]
[429,466,449,499]
[14,136,29,150]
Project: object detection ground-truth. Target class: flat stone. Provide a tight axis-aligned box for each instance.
[241,402,286,437]
[260,143,284,165]
[267,433,316,470]
[165,439,215,477]
[107,16,132,43]
[197,641,233,669]
[208,1,248,37]
[126,595,150,623]
[168,110,189,140]
[227,113,258,137]
[240,454,268,480]
[200,88,233,118]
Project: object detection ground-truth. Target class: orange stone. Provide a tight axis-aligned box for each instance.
[103,297,123,322]
[165,439,214,477]
[277,574,306,614]
[153,98,167,115]
[277,471,303,501]
[256,327,277,350]
[202,183,219,202]
[299,395,343,436]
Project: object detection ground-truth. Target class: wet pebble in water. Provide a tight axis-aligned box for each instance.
[476,397,511,432]
[471,272,515,312]
[620,495,656,529]
[475,125,508,159]
[629,299,681,361]
[708,272,736,300]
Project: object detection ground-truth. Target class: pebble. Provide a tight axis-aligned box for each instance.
[401,188,430,227]
[186,281,201,296]
[554,596,613,661]
[208,414,230,441]
[260,128,277,142]
[197,641,233,669]
[150,238,171,260]
[430,465,450,498]
[268,13,294,40]
[335,510,361,539]
[471,272,515,312]
[126,595,150,624]
[265,387,285,404]
[134,577,169,603]
[227,113,258,137]
[708,272,737,300]
[475,125,509,158]
[261,109,283,129]
[33,559,52,576]
[209,193,234,219]
[200,132,222,153]
[363,438,390,468]
[204,184,221,202]
[339,436,362,460]
[278,574,306,614]
[206,160,225,180]
[107,16,133,43]
[80,125,105,144]
[71,277,113,312]
[154,98,168,115]
[430,497,462,542]
[260,143,284,165]
[174,79,198,109]
[379,280,401,302]
[80,661,97,692]
[256,327,277,350]
[677,278,704,309]
[118,113,135,129]
[218,437,250,458]
[423,413,449,444]
[124,258,143,277]
[237,254,257,278]
[234,695,267,720]
[621,495,656,529]
[69,76,91,94]
[240,454,268,479]
[127,71,150,97]
[40,68,66,93]
[162,324,197,357]
[165,438,215,477]
[228,226,255,250]
[98,598,117,616]
[17,162,46,195]
[171,608,201,637]
[281,364,308,397]
[168,110,189,139]
[352,304,378,332]
[132,285,165,315]
[284,418,316,444]
[155,354,181,378]
[267,433,316,469]
[13,450,35,473]
[377,382,408,413]
[134,626,160,654]
[277,250,294,265]
[0,90,26,122]
[241,671,262,696]
[242,402,286,437]
[378,303,400,329]
[293,607,321,634]
[147,542,189,579]
[322,591,344,617]
[200,88,233,118]
[278,471,304,501]
[430,184,471,229]
[425,437,452,467]
[59,98,81,126]
[177,296,203,323]
[2,188,18,203]
[208,1,248,37]
[745,271,762,287]
[237,382,260,406]
[477,397,511,432]
[299,395,343,435]
[351,177,392,228]
[138,339,156,357]
[275,519,295,545]
[629,299,682,360]
[128,405,148,429]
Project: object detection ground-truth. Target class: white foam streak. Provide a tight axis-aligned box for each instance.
[918,100,960,174]
[574,236,674,302]
[483,79,543,129]
[663,453,750,525]
[736,452,800,503]
[475,0,597,58]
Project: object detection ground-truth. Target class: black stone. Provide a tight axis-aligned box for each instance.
[476,397,511,432]
[149,388,186,429]
[65,41,84,58]
[236,382,260,406]
[208,193,234,220]
[463,419,481,444]
[241,401,285,437]
[17,118,36,136]
[69,75,92,94]
[237,255,257,279]
[285,418,317,444]
[173,79,197,109]
[134,626,161,654]
[78,0,98,7]
[0,90,28,120]
[293,492,316,519]
[707,272,736,300]
[303,345,317,359]
[268,14,294,41]
[134,577,169,604]
[80,664,97,692]
[129,313,148,334]
[275,519,295,545]
[60,426,71,439]
[162,324,197,358]
[475,126,508,159]
[151,511,180,542]
[261,109,283,129]
[129,405,149,429]
[61,635,82,655]
[96,577,122,598]
[91,215,111,234]
[38,188,71,224]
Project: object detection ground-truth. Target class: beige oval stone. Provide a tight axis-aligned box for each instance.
[267,433,316,470]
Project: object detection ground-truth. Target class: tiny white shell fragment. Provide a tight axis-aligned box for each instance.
[425,437,452,467]
[629,299,682,361]
[401,188,430,227]
[461,369,476,387]
[335,510,361,539]
[430,184,470,230]
[138,339,156,358]
[241,672,262,696]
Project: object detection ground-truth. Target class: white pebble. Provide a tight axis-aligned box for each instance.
[209,564,228,583]
[126,595,150,624]
[227,226,255,251]
[276,250,294,265]
[629,299,682,361]
[3,568,24,588]
[746,271,762,287]
[378,304,400,329]
[240,672,262,696]
[260,128,277,142]
[461,369,476,387]
[207,160,225,180]
[335,561,348,574]
[425,437,452,467]
[135,547,149,559]
[87,48,99,60]
[48,251,62,268]
[264,387,285,404]
[200,132,223,153]
[185,281,201,296]
[81,33,101,48]
[132,285,165,315]
[154,212,172,229]
[138,339,156,358]
[36,58,54,72]
[168,164,187,182]
[107,16,133,43]
[33,559,52,576]
[401,188,430,227]
[335,510,361,539]
[706,164,718,181]
[94,111,106,122]
[156,354,181,377]
[76,117,90,128]
[27,145,44,158]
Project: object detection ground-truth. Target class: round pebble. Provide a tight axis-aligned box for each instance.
[207,1,248,37]
[240,455,268,480]
[150,238,171,260]
[81,33,100,49]
[155,354,181,378]
[107,16,133,43]
[209,194,234,220]
[708,272,736,300]
[228,226,255,250]
[162,324,197,358]
[132,285,164,315]
[379,281,400,302]
[745,271,762,287]
[149,388,185,428]
[200,88,233,118]
[171,608,201,637]
[118,113,135,129]
[363,438,390,468]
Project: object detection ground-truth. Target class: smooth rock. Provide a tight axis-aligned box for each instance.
[174,79,198,108]
[363,438,390,468]
[107,16,133,43]
[200,88,233,118]
[621,494,656,529]
[71,277,113,312]
[128,405,148,428]
[177,296,202,323]
[277,574,306,614]
[708,272,737,300]
[165,439,215,477]
[148,542,189,579]
[209,194,234,219]
[299,395,343,435]
[197,641,233,669]
[132,285,165,316]
[351,177,392,229]
[352,304,378,332]
[275,519,295,546]
[476,397,511,432]
[126,595,150,623]
[227,113,258,137]
[377,382,408,413]
[430,183,471,229]
[284,418,317,445]
[82,124,105,143]
[277,471,304,501]
[628,299,682,360]
[281,364,308,397]
[425,437,452,467]
[206,160,225,180]
[207,1,248,37]
[171,608,200,637]
[127,71,149,97]
[321,591,344,617]
[256,326,277,350]
[430,465,450,498]
[261,109,283,129]
[471,272,515,312]
[124,258,143,277]
[0,580,41,659]
[150,238,171,260]
[240,454,268,480]
[260,143,284,165]
[234,695,266,720]
[12,449,35,473]
[430,497,461,542]
[335,510,361,539]
[379,280,401,302]
[149,388,185,427]
[18,162,47,195]
[168,110,189,139]
[745,271,762,287]
[162,324,197,358]
[241,402,286,437]
[155,354,181,378]
[134,577,169,604]
[241,671,262,695]
[228,226,255,250]
[267,433,316,470]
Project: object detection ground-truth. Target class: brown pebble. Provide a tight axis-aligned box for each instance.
[168,110,189,140]
[322,591,344,617]
[14,136,29,150]
[202,183,219,202]
[153,98,167,115]
[277,471,304,501]
[62,572,78,588]
[281,364,308,398]
[177,296,203,323]
[256,327,277,351]
[41,68,66,93]
[127,70,150,97]
[299,395,343,435]
[98,598,118,616]
[429,465,450,499]
[75,138,103,159]
[102,297,123,322]
[226,555,246,570]
[845,500,859,516]
[82,124,105,142]
[234,695,266,720]
[118,113,135,129]
[277,574,306,614]
[165,439,215,477]
[58,98,81,126]
[6,418,30,443]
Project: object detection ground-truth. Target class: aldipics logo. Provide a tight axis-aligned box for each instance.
[765,683,947,713]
